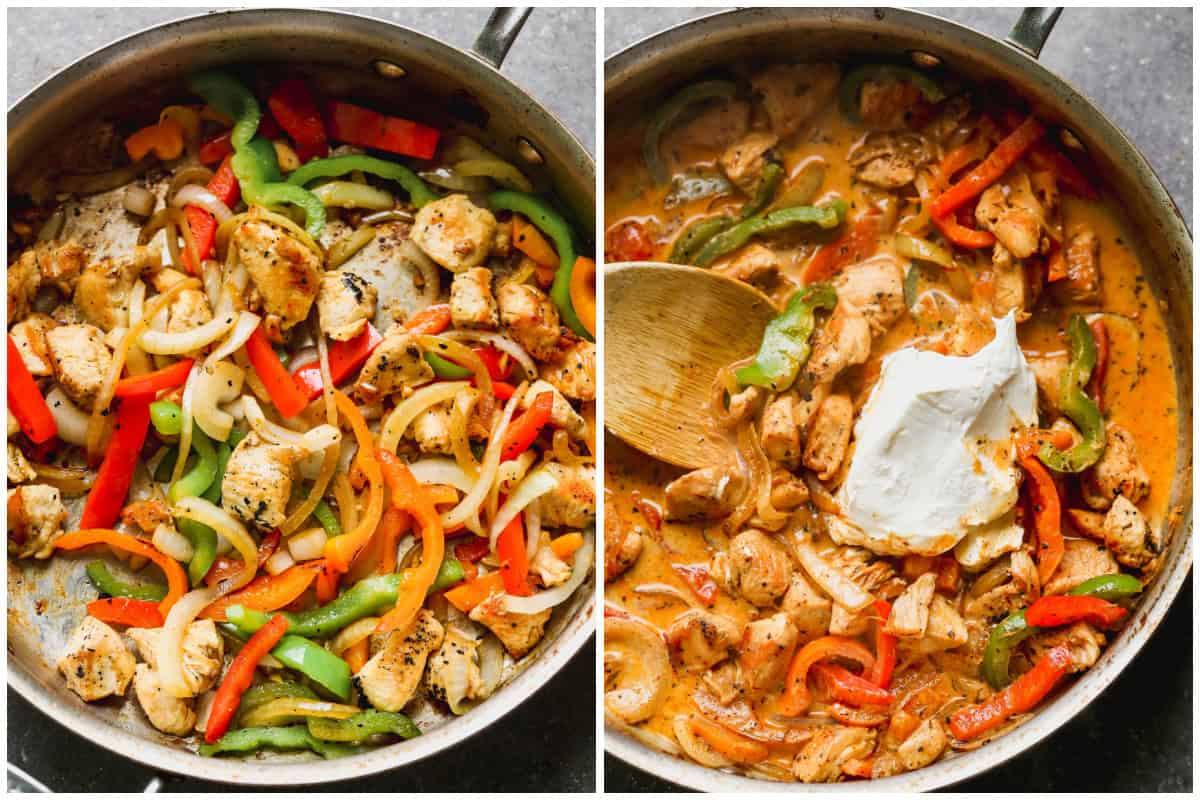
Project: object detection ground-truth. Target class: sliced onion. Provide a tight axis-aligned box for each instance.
[361,209,415,226]
[477,633,504,698]
[287,346,319,375]
[123,185,157,217]
[418,335,493,419]
[154,524,195,562]
[789,533,874,612]
[328,226,377,270]
[192,359,244,441]
[379,382,471,453]
[674,715,734,769]
[157,586,220,697]
[173,495,259,593]
[241,396,335,452]
[409,458,476,493]
[329,616,381,657]
[449,389,481,479]
[524,499,542,558]
[141,311,237,356]
[32,463,94,496]
[171,363,201,483]
[452,158,533,193]
[171,184,233,224]
[419,166,492,193]
[46,387,90,446]
[129,280,147,326]
[399,238,440,308]
[264,550,296,576]
[741,423,789,532]
[442,383,527,530]
[202,258,223,310]
[166,166,214,205]
[502,526,592,614]
[288,527,328,561]
[439,330,538,381]
[333,474,359,533]
[205,311,260,366]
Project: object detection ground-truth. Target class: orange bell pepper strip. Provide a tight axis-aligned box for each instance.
[87,597,164,628]
[343,637,369,673]
[569,256,597,337]
[931,116,1046,219]
[1046,242,1068,283]
[1087,318,1109,411]
[512,215,560,268]
[200,562,323,621]
[866,599,896,688]
[1026,594,1128,628]
[245,326,309,418]
[55,529,188,615]
[7,335,58,443]
[125,117,185,162]
[500,391,554,461]
[315,561,340,604]
[375,507,411,575]
[205,613,290,743]
[1016,436,1065,585]
[549,532,584,560]
[778,635,876,717]
[812,663,895,707]
[375,451,445,633]
[404,304,452,335]
[686,715,769,764]
[949,644,1071,740]
[324,100,440,160]
[324,392,384,573]
[113,358,194,398]
[444,571,506,613]
[803,213,881,283]
[495,513,532,597]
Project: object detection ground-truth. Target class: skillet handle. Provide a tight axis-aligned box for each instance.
[1005,7,1064,59]
[471,8,533,69]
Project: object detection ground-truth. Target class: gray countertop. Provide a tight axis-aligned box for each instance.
[6,6,595,793]
[604,6,1192,793]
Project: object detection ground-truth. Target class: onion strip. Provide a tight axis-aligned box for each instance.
[379,382,470,453]
[439,330,538,380]
[156,586,220,698]
[443,384,526,530]
[140,311,238,355]
[173,495,259,593]
[502,526,592,614]
[489,466,558,549]
[170,184,233,224]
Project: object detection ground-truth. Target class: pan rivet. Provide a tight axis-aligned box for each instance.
[1059,128,1085,151]
[516,137,544,165]
[910,50,941,68]
[372,60,407,79]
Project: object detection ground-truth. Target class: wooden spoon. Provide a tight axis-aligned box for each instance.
[604,261,778,470]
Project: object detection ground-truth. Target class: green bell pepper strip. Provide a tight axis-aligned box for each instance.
[643,80,739,184]
[425,352,474,380]
[168,427,218,503]
[307,709,421,743]
[189,70,262,149]
[149,400,183,436]
[287,154,439,209]
[1038,314,1106,473]
[735,283,838,392]
[312,499,342,538]
[86,561,168,602]
[168,426,220,586]
[838,64,946,122]
[669,216,734,264]
[271,635,353,700]
[199,725,356,759]
[1068,573,1144,601]
[692,201,848,267]
[154,446,180,482]
[740,162,785,220]
[487,190,590,340]
[237,681,319,724]
[232,136,327,239]
[182,520,218,587]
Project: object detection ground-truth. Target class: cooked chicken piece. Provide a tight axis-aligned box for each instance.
[664,465,746,521]
[75,247,156,331]
[897,718,948,771]
[120,498,173,534]
[1099,495,1160,569]
[540,340,595,402]
[356,609,445,711]
[988,244,1039,319]
[133,664,196,735]
[793,726,876,783]
[665,609,742,671]
[45,323,112,411]
[8,484,68,559]
[8,443,37,484]
[7,410,19,437]
[530,535,573,587]
[449,267,499,330]
[128,620,224,696]
[916,594,969,653]
[804,302,871,385]
[826,545,901,595]
[10,313,57,376]
[469,593,551,658]
[165,288,213,334]
[887,574,936,637]
[975,184,1041,259]
[1042,538,1120,596]
[858,78,929,131]
[32,240,90,292]
[770,467,810,511]
[57,616,136,702]
[794,382,830,430]
[497,282,562,361]
[8,248,42,324]
[737,613,799,694]
[750,63,840,140]
[848,133,932,189]
[781,571,832,642]
[829,603,871,636]
[232,220,322,337]
[761,394,801,467]
[1057,228,1101,304]
[354,327,435,402]
[718,529,794,607]
[941,304,996,357]
[605,497,643,582]
[317,270,377,341]
[1082,423,1150,509]
[523,380,588,439]
[832,256,905,333]
[335,221,431,333]
[666,99,751,155]
[953,509,1025,571]
[220,431,301,531]
[700,660,744,705]
[719,132,779,195]
[411,194,497,272]
[964,550,1040,619]
[1027,352,1069,415]
[426,628,484,713]
[9,241,90,324]
[1027,621,1107,673]
[725,385,765,427]
[716,243,780,286]
[410,402,453,455]
[538,463,596,529]
[803,393,853,481]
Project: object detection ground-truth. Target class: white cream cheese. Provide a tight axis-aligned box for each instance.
[833,312,1037,558]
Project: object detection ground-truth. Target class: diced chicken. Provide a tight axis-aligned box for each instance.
[166,288,213,334]
[848,133,932,189]
[232,220,322,337]
[833,256,905,334]
[57,616,135,702]
[8,484,68,559]
[36,240,90,291]
[356,609,445,711]
[716,243,780,286]
[1026,621,1106,672]
[1027,353,1069,415]
[336,221,430,333]
[988,244,1039,320]
[497,282,562,361]
[426,628,484,714]
[916,594,969,653]
[1100,495,1160,569]
[604,497,642,582]
[9,241,89,325]
[10,313,57,376]
[719,132,779,194]
[975,185,1041,259]
[1042,538,1120,596]
[858,78,929,131]
[804,302,871,385]
[1058,228,1101,304]
[750,63,841,140]
[942,305,996,357]
[449,267,498,330]
[737,613,799,694]
[411,194,497,273]
[761,394,800,467]
[538,463,596,529]
[803,393,853,481]
[523,380,587,439]
[8,248,43,325]
[531,536,573,587]
[127,621,224,696]
[829,603,871,636]
[953,510,1025,571]
[539,340,596,402]
[8,443,37,484]
[781,571,832,642]
[793,726,876,783]
[700,660,744,705]
[725,385,764,427]
[887,574,936,637]
[411,402,453,455]
[120,498,173,534]
[897,718,948,771]
[354,327,434,402]
[665,609,742,671]
[133,664,196,735]
[45,323,112,411]
[664,465,746,521]
[469,594,551,658]
[771,467,810,510]
[220,431,301,531]
[826,545,902,595]
[712,529,793,607]
[317,270,377,341]
[74,247,156,332]
[1082,423,1150,509]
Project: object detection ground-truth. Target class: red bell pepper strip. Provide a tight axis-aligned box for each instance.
[245,327,309,418]
[495,513,532,596]
[1026,594,1129,628]
[931,116,1046,219]
[866,599,896,688]
[256,110,284,141]
[673,564,719,604]
[113,358,194,398]
[812,663,895,707]
[199,562,323,621]
[404,304,452,335]
[1087,318,1109,411]
[55,529,189,615]
[78,396,152,530]
[183,154,240,273]
[778,636,876,716]
[474,346,512,381]
[268,78,329,164]
[198,131,234,165]
[205,612,290,743]
[7,336,58,444]
[205,529,280,587]
[454,536,491,564]
[803,213,881,283]
[324,100,440,160]
[87,597,164,628]
[949,644,1071,740]
[291,323,383,402]
[1016,437,1065,585]
[492,381,517,400]
[500,391,554,462]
